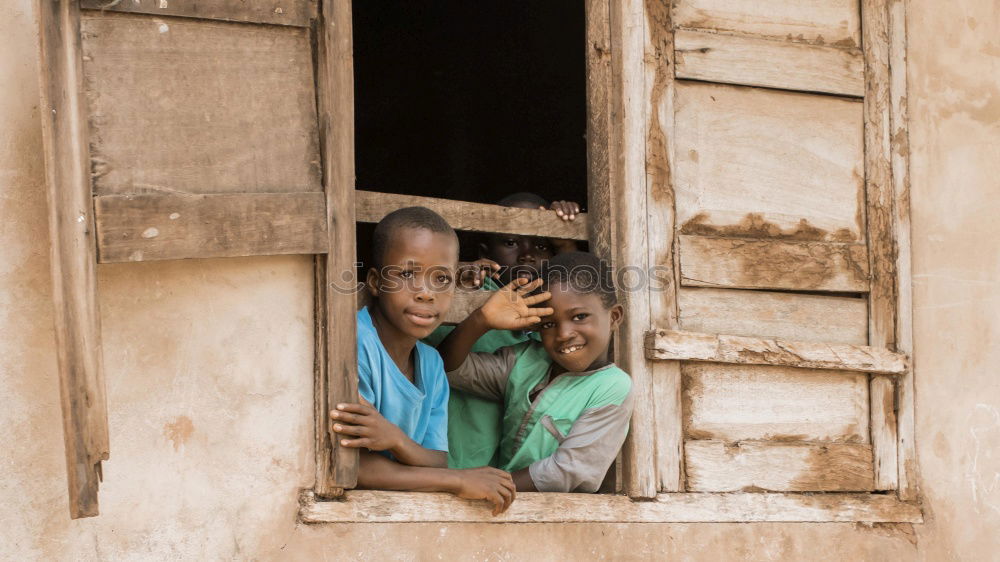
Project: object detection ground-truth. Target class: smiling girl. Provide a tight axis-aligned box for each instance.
[439,252,634,492]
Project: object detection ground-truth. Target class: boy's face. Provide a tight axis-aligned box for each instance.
[482,234,554,285]
[367,227,458,341]
[537,283,623,373]
[481,199,554,284]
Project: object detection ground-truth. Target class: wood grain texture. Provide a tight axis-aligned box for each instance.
[299,489,922,523]
[862,0,899,492]
[80,0,315,27]
[685,441,875,492]
[646,329,907,374]
[356,190,588,240]
[679,235,869,292]
[673,0,861,48]
[888,0,917,501]
[605,0,657,498]
[94,192,328,262]
[678,288,868,345]
[585,0,622,493]
[36,0,110,520]
[314,0,358,495]
[683,363,869,443]
[643,0,683,493]
[675,30,864,96]
[674,83,865,243]
[81,13,321,195]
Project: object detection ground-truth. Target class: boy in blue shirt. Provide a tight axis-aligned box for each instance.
[330,207,548,514]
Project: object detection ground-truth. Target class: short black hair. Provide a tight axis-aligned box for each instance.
[540,251,618,308]
[371,206,457,268]
[497,192,548,208]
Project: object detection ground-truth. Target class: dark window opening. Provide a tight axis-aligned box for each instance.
[353,0,587,263]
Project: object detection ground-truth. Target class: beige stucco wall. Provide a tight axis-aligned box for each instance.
[2,0,997,559]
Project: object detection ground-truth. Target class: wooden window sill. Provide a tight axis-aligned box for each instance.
[298,490,922,524]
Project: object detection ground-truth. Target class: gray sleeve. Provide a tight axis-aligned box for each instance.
[528,390,635,493]
[445,346,518,402]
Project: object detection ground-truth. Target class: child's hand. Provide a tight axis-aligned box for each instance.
[479,278,554,331]
[453,467,517,515]
[457,259,500,289]
[545,200,581,221]
[331,399,405,452]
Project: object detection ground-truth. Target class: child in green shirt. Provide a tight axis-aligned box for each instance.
[439,252,634,492]
[425,192,582,469]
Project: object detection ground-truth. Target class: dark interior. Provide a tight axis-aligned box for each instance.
[353,0,587,262]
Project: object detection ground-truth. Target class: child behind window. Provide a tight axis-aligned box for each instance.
[332,207,549,513]
[439,252,633,492]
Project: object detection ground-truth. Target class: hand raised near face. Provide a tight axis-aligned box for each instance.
[479,277,553,331]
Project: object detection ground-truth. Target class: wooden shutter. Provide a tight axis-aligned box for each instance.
[642,0,915,496]
[35,0,360,517]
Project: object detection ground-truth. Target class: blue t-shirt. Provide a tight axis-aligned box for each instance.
[357,307,449,452]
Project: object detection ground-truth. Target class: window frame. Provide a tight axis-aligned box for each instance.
[309,0,921,523]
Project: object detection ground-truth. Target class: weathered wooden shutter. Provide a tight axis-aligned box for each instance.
[35,0,360,517]
[640,0,915,497]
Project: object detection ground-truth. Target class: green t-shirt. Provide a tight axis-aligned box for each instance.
[423,277,540,468]
[447,340,634,492]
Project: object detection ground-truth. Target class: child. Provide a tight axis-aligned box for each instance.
[330,206,547,513]
[424,192,583,469]
[439,252,634,492]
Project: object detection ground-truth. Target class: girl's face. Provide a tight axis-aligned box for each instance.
[536,283,623,373]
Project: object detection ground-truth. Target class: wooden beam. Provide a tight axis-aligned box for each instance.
[601,0,658,499]
[313,0,357,496]
[678,288,869,345]
[862,0,900,492]
[80,0,315,27]
[675,30,864,97]
[81,13,321,197]
[645,329,908,375]
[679,235,870,292]
[94,192,328,262]
[643,0,684,493]
[585,0,624,495]
[888,0,917,501]
[673,0,861,48]
[36,0,110,519]
[299,489,922,523]
[683,363,870,443]
[355,190,589,241]
[685,441,875,492]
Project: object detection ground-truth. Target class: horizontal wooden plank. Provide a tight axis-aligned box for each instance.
[679,235,869,292]
[678,288,868,345]
[646,329,907,374]
[674,83,865,243]
[683,363,869,443]
[673,0,861,48]
[675,30,864,96]
[80,0,315,27]
[685,441,875,492]
[299,490,921,523]
[82,13,321,196]
[356,190,589,241]
[95,192,327,262]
